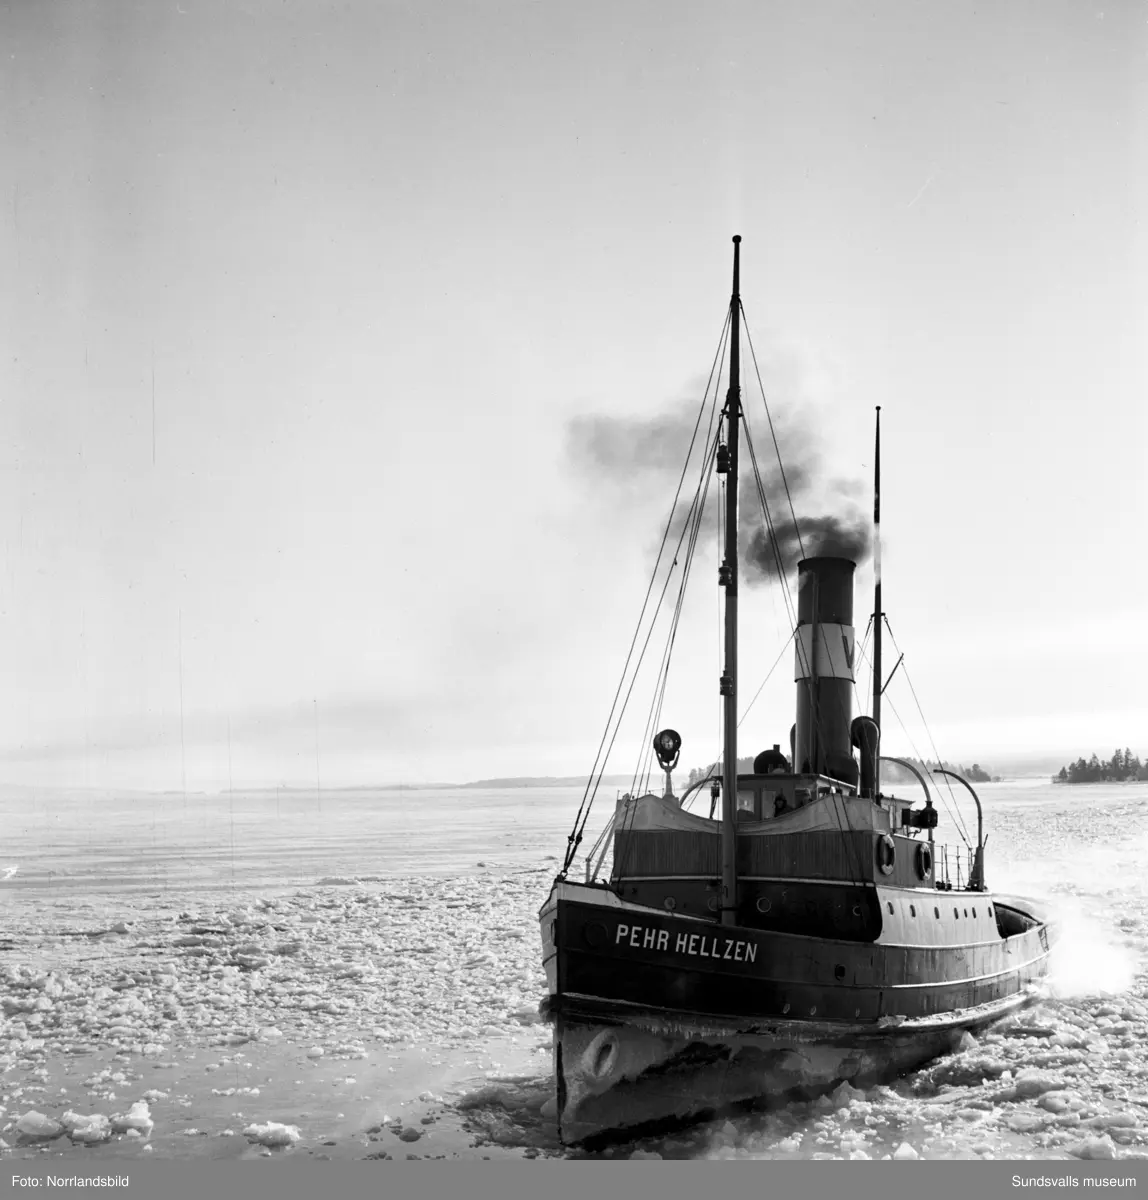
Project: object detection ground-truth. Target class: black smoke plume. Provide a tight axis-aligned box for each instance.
[568,395,870,586]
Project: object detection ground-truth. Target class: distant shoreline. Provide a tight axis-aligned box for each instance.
[1,770,1088,797]
[234,776,636,792]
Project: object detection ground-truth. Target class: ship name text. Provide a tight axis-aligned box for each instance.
[614,923,757,964]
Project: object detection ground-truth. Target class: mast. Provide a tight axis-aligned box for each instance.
[719,236,741,927]
[872,406,882,797]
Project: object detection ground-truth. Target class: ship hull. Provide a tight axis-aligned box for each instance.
[541,880,1052,1143]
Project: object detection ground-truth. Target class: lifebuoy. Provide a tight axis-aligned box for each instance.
[916,841,933,880]
[876,834,896,876]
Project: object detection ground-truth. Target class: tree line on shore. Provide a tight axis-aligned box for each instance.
[1054,750,1148,784]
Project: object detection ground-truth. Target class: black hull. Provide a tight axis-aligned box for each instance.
[540,880,1053,1143]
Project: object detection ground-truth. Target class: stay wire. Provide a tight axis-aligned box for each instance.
[741,307,807,563]
[560,309,732,874]
[632,439,718,796]
[853,636,971,848]
[739,396,865,880]
[618,432,720,875]
[884,617,969,840]
[574,375,727,874]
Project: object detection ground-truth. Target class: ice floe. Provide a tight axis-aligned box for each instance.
[4,783,1148,1161]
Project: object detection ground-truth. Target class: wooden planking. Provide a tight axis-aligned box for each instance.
[613,828,935,885]
[614,830,875,880]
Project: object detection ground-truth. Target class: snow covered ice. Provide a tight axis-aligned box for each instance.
[2,779,1148,1160]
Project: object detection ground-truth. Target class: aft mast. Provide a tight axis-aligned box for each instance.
[719,236,742,927]
[872,406,882,797]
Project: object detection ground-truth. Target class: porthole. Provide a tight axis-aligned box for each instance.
[782,1002,791,1014]
[707,896,718,912]
[934,907,940,919]
[972,907,977,918]
[664,897,676,911]
[964,908,969,918]
[834,964,845,980]
[987,905,993,916]
[809,1006,817,1016]
[852,905,862,917]
[887,902,894,915]
[756,897,772,913]
[909,905,916,917]
[954,907,960,919]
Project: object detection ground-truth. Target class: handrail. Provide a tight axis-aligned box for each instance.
[879,755,933,806]
[932,768,986,892]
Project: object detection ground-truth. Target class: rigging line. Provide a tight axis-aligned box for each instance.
[854,613,875,716]
[624,441,718,869]
[857,614,875,717]
[883,617,969,837]
[561,311,733,872]
[613,324,729,809]
[751,451,821,768]
[853,637,971,846]
[742,456,800,673]
[634,387,724,795]
[844,619,873,720]
[630,433,718,794]
[857,613,873,666]
[685,609,793,818]
[736,414,803,714]
[740,410,799,634]
[741,306,807,563]
[573,423,723,870]
[627,347,728,807]
[570,309,729,830]
[740,415,787,588]
[737,629,796,729]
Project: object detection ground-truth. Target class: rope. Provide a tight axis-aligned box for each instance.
[853,635,972,848]
[559,309,732,875]
[741,308,807,563]
[884,617,970,841]
[631,439,717,797]
[736,629,796,730]
[567,465,714,873]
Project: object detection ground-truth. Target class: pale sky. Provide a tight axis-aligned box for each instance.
[1,0,1145,790]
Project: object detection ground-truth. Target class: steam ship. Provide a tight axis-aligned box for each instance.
[538,236,1054,1145]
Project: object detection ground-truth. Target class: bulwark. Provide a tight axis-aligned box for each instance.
[614,922,758,964]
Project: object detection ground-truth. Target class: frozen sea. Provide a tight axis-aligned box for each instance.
[2,778,1147,1161]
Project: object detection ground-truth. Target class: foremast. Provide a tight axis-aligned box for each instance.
[872,405,882,797]
[719,236,742,927]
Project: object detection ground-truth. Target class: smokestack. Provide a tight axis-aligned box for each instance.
[794,557,859,786]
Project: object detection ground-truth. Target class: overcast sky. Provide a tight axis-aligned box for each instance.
[1,0,1145,790]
